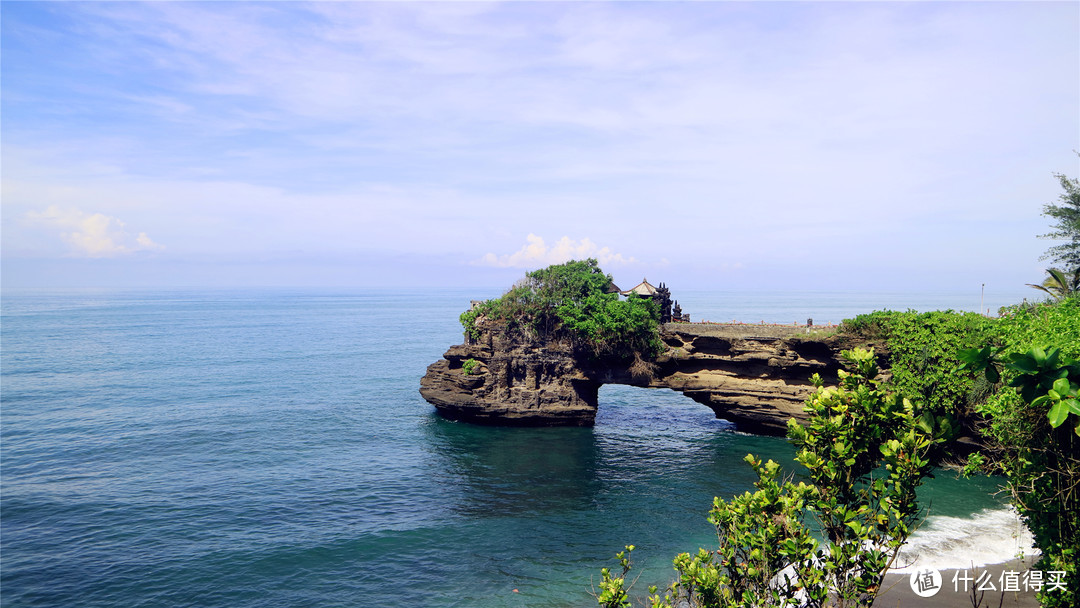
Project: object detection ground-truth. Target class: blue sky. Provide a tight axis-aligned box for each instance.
[2,1,1077,293]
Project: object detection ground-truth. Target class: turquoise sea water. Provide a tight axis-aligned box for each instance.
[0,289,1029,607]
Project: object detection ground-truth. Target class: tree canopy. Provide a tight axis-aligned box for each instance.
[1040,167,1080,272]
[460,259,661,360]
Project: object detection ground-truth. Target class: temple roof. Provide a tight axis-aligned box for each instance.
[621,278,658,297]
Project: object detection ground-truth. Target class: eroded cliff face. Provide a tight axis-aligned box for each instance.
[419,318,601,426]
[420,320,882,435]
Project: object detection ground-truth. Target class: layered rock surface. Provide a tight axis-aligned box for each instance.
[420,320,881,435]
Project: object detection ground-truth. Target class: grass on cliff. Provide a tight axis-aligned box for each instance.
[459,259,662,360]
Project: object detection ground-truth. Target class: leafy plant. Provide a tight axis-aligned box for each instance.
[1026,267,1080,301]
[599,349,939,608]
[462,358,479,375]
[958,299,1080,608]
[839,310,993,434]
[595,545,637,608]
[786,348,940,607]
[1004,347,1080,429]
[666,456,820,608]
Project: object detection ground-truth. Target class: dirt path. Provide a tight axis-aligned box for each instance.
[663,322,839,340]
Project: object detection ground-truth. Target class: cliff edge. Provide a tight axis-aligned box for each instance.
[420,320,881,435]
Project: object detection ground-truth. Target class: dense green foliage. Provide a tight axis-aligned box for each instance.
[959,297,1080,608]
[993,296,1080,357]
[598,350,939,608]
[838,309,994,424]
[597,297,1078,607]
[595,165,1080,607]
[842,297,1080,607]
[460,259,661,360]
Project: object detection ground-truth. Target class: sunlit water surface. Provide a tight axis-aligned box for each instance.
[1,289,1027,607]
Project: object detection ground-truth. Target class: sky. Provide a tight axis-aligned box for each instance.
[2,1,1078,293]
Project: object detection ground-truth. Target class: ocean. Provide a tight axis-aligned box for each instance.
[0,288,1036,607]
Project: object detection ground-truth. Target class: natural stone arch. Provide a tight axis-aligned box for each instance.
[595,384,738,431]
[420,323,880,436]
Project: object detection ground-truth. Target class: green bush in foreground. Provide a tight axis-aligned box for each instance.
[598,349,940,608]
[959,297,1080,608]
[841,297,1080,607]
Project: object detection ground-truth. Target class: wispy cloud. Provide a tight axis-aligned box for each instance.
[25,206,164,257]
[1,1,1075,289]
[476,234,635,269]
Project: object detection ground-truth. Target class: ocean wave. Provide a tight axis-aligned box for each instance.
[890,507,1038,573]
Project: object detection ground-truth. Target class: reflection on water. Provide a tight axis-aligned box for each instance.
[422,385,800,519]
[423,417,602,517]
[417,385,803,606]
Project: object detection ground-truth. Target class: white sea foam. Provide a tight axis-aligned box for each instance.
[890,507,1039,573]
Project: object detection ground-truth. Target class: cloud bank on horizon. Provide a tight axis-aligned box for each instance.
[25,206,164,258]
[1,1,1077,290]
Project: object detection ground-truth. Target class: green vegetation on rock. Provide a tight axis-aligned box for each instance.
[461,358,479,375]
[460,259,661,360]
[838,297,1080,607]
[838,309,993,437]
[598,298,1079,607]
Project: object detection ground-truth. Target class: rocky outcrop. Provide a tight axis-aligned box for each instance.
[420,320,882,435]
[419,319,600,426]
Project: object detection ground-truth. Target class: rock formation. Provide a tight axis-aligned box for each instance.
[420,319,883,436]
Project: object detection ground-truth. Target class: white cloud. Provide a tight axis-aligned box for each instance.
[25,205,164,257]
[2,2,1075,290]
[476,234,635,269]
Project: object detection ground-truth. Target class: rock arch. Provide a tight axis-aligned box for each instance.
[420,323,880,436]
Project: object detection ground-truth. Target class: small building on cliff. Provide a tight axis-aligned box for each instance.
[620,278,682,323]
[620,279,658,298]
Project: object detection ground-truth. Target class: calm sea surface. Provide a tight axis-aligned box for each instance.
[0,289,1031,607]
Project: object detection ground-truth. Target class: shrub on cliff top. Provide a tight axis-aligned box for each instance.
[838,309,994,422]
[459,259,661,360]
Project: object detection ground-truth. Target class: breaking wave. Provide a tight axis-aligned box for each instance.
[890,507,1038,573]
